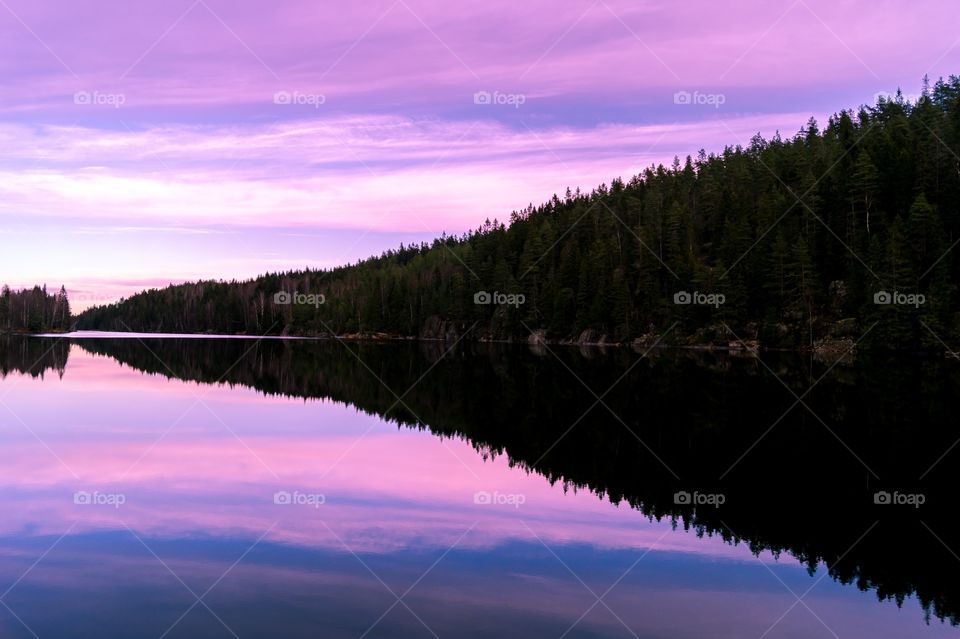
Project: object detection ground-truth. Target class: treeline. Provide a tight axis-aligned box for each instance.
[0,285,72,333]
[78,77,960,350]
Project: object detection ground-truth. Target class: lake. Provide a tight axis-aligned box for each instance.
[0,333,957,638]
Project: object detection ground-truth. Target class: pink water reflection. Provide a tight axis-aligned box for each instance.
[2,342,956,639]
[2,346,748,558]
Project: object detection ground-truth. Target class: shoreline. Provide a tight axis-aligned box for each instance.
[15,329,959,358]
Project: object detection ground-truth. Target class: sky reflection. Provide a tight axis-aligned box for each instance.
[0,344,955,638]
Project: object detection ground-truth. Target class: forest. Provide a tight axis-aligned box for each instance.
[67,76,960,350]
[0,285,72,333]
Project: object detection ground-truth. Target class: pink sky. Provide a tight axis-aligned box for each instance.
[1,0,958,308]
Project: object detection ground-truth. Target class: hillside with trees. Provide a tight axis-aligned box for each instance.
[0,285,72,333]
[77,77,960,351]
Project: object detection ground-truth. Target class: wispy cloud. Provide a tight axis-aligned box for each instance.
[0,113,809,233]
[2,0,958,304]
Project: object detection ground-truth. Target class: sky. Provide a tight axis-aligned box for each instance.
[1,0,958,310]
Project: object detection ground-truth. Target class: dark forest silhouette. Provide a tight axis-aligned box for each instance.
[0,285,71,334]
[74,78,960,351]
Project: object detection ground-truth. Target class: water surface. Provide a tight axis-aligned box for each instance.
[0,334,957,637]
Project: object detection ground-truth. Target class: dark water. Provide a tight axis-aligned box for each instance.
[1,333,958,638]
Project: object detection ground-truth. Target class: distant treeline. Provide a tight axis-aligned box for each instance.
[77,77,960,350]
[0,285,72,333]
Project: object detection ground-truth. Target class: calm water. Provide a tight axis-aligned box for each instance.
[0,334,958,638]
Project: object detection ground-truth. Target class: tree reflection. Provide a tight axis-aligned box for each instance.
[10,335,960,624]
